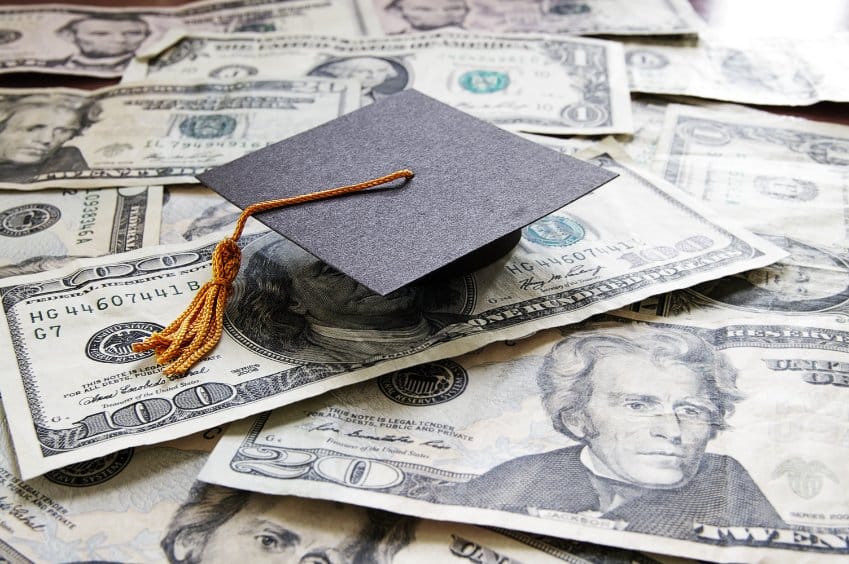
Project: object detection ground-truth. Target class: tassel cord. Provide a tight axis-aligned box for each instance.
[132,169,414,376]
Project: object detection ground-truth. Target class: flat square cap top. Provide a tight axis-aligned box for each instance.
[198,90,616,295]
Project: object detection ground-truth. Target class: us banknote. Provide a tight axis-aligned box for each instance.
[0,403,632,564]
[200,309,849,563]
[358,0,704,36]
[0,143,785,478]
[624,32,849,105]
[518,95,670,165]
[160,185,242,245]
[0,78,359,190]
[0,0,372,78]
[126,31,633,135]
[0,186,161,278]
[653,104,849,256]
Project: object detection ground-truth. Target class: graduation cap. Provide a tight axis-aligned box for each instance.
[134,90,616,375]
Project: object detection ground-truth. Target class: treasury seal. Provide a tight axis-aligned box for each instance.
[45,448,134,487]
[459,70,510,94]
[86,322,164,364]
[0,203,61,237]
[524,216,585,247]
[179,114,237,139]
[378,360,467,406]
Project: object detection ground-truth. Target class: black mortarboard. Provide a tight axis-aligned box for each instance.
[198,90,616,296]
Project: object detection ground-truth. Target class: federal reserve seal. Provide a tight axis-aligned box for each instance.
[523,216,585,247]
[45,448,134,487]
[378,360,467,406]
[86,322,164,364]
[179,114,237,139]
[0,203,61,237]
[458,70,510,94]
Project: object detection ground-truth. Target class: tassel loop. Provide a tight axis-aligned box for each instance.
[132,169,414,375]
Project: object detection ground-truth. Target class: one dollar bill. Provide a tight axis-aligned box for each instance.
[0,78,359,190]
[625,33,849,105]
[126,31,634,136]
[0,143,784,478]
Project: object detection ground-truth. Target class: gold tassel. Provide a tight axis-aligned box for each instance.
[132,169,414,375]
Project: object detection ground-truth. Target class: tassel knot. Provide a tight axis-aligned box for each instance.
[131,236,243,376]
[132,168,414,375]
[212,237,241,285]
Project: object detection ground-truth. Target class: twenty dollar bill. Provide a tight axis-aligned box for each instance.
[0,78,359,190]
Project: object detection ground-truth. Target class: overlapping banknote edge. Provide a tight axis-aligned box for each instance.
[124,29,635,136]
[0,76,361,190]
[0,142,788,479]
[199,307,846,564]
[0,0,375,78]
[354,0,705,37]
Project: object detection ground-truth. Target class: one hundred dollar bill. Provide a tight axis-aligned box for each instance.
[200,309,849,563]
[624,33,849,105]
[0,0,372,78]
[0,186,162,278]
[0,142,785,478]
[0,78,359,190]
[653,104,849,257]
[357,0,704,36]
[126,31,634,135]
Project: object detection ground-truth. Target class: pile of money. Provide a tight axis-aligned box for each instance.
[0,1,846,562]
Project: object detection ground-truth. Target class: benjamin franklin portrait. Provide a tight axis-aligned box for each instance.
[224,234,472,365]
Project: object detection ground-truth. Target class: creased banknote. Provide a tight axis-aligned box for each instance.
[126,31,633,135]
[0,0,372,78]
[201,308,849,563]
[0,400,220,563]
[0,186,161,278]
[160,185,242,245]
[624,32,849,105]
[358,0,704,36]
[0,403,627,564]
[0,142,784,478]
[0,78,359,190]
[653,104,849,255]
[518,94,671,165]
[643,104,849,321]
